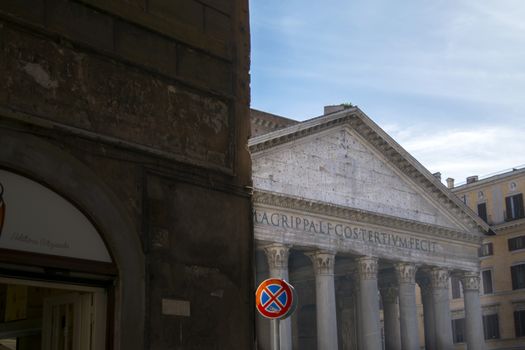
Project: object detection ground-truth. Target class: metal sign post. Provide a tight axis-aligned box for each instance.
[272,319,280,350]
[255,278,297,350]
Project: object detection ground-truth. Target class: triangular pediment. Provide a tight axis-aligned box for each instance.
[250,110,488,234]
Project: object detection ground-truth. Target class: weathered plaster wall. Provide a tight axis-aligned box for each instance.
[0,0,253,349]
[253,127,457,229]
[0,0,239,170]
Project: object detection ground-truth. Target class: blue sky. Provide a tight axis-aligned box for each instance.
[250,0,525,184]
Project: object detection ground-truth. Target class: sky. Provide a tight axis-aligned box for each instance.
[250,0,525,185]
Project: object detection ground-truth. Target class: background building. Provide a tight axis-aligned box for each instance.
[447,167,525,350]
[0,1,253,349]
[251,106,489,350]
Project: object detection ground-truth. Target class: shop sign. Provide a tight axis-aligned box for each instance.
[0,170,112,263]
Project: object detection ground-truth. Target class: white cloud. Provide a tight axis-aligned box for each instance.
[385,123,525,183]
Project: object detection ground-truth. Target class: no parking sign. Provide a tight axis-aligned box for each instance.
[255,278,297,320]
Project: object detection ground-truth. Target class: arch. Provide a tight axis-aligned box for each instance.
[0,127,145,350]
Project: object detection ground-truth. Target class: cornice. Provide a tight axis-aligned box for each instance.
[493,218,525,232]
[249,112,356,153]
[248,107,490,236]
[253,190,483,244]
[350,109,487,234]
[452,168,525,193]
[251,116,297,132]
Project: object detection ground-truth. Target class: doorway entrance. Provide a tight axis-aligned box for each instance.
[0,278,107,350]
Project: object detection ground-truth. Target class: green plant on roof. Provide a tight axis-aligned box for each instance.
[340,102,353,108]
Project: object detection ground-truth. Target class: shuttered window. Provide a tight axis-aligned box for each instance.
[505,193,524,221]
[452,318,465,343]
[515,310,525,337]
[477,202,488,222]
[483,314,500,340]
[479,242,493,257]
[512,264,525,290]
[482,270,493,294]
[509,236,525,251]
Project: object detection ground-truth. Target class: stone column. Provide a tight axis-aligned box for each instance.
[418,276,436,350]
[264,244,292,350]
[395,263,420,350]
[379,283,401,350]
[356,256,382,350]
[461,272,486,350]
[431,268,454,350]
[308,251,339,350]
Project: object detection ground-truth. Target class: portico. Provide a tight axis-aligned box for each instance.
[250,107,490,350]
[254,195,485,350]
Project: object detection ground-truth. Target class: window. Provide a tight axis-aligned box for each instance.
[512,264,525,290]
[509,236,525,251]
[451,276,462,299]
[478,202,488,222]
[483,314,500,340]
[515,310,525,337]
[479,242,494,257]
[505,193,524,221]
[452,318,465,343]
[482,270,493,294]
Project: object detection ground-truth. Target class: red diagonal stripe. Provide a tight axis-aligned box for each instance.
[262,287,284,310]
[261,286,286,310]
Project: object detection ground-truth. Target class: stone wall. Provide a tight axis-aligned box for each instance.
[0,0,253,349]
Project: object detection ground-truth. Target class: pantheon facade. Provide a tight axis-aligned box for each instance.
[251,107,490,350]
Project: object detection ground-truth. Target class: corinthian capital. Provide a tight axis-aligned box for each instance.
[395,262,417,284]
[307,250,336,275]
[430,268,450,290]
[357,256,378,280]
[461,272,481,291]
[263,244,290,270]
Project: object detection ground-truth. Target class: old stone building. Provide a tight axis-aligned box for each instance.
[0,1,253,349]
[251,106,491,350]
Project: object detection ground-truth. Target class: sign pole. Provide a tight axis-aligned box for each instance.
[272,318,280,350]
[255,278,296,350]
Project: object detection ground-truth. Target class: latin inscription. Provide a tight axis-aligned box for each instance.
[254,210,437,253]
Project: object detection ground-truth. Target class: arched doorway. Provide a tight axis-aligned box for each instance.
[0,169,114,349]
[0,130,145,350]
